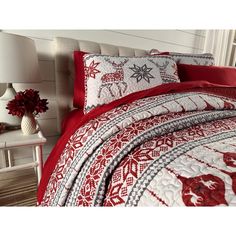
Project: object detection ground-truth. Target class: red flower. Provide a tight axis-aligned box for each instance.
[6,89,48,117]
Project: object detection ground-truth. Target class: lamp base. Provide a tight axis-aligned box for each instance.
[0,83,21,126]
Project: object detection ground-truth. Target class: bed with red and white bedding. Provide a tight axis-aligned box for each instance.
[38,82,236,206]
[37,39,236,206]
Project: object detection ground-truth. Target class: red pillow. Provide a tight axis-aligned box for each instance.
[73,51,88,108]
[178,64,236,86]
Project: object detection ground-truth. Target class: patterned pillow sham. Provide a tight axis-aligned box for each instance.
[149,49,215,66]
[74,52,180,113]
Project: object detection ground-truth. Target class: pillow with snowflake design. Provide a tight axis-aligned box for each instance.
[149,49,215,66]
[75,53,180,113]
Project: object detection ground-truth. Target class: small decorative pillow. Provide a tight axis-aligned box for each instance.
[74,52,180,113]
[149,49,215,66]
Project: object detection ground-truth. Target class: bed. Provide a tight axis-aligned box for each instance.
[37,37,236,206]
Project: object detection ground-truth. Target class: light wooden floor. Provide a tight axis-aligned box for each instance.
[0,169,37,206]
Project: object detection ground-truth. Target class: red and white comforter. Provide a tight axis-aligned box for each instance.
[37,83,236,206]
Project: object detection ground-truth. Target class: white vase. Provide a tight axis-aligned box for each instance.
[21,112,37,135]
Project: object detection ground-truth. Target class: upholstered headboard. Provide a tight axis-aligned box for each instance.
[54,37,148,133]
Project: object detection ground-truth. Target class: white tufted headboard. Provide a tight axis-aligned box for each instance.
[54,37,148,133]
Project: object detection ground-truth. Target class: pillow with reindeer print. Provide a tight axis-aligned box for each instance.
[74,51,180,113]
[149,49,215,66]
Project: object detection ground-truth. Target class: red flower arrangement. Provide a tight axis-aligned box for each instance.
[6,89,48,117]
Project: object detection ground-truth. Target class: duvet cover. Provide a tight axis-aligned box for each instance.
[37,81,236,206]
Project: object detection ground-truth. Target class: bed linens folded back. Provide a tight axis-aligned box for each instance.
[74,52,180,113]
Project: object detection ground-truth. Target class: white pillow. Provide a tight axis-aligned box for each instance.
[149,49,215,66]
[83,54,180,113]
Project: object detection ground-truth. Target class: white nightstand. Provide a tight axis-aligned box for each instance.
[0,126,46,184]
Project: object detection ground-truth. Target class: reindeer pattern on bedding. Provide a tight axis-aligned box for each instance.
[84,54,179,113]
[98,58,128,98]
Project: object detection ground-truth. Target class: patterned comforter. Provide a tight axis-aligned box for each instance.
[38,86,236,206]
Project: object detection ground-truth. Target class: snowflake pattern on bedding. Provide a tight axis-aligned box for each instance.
[129,64,154,83]
[83,54,179,113]
[84,60,100,79]
[39,90,236,207]
[104,118,236,207]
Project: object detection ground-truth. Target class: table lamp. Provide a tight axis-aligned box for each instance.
[0,32,41,126]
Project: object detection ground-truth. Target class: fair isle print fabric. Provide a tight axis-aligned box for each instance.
[149,49,215,66]
[84,54,179,113]
[39,90,236,206]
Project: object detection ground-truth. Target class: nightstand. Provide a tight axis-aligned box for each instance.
[0,126,46,184]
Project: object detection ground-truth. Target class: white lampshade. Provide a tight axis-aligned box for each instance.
[0,32,41,126]
[0,32,41,83]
